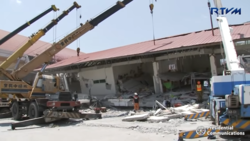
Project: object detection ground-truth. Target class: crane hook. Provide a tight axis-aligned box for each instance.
[77,47,80,56]
[149,4,154,14]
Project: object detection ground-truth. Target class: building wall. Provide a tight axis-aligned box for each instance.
[158,59,178,73]
[113,64,139,81]
[178,55,210,73]
[67,77,81,93]
[142,62,154,75]
[113,62,153,80]
[78,67,116,96]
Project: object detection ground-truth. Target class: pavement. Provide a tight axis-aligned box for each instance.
[0,111,249,141]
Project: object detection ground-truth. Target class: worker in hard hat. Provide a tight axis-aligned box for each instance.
[133,93,139,112]
[196,81,203,103]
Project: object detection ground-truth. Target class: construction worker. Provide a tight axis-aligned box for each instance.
[196,81,203,103]
[77,47,80,56]
[133,93,139,112]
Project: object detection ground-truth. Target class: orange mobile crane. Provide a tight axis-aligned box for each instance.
[0,2,81,119]
[0,4,59,118]
[7,0,135,129]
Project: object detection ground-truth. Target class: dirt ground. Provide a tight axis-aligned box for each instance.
[0,111,249,141]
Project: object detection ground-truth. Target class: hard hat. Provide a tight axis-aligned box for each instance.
[134,93,138,95]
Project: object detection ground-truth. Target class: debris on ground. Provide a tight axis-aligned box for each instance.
[121,102,209,123]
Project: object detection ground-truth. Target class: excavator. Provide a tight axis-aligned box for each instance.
[0,2,81,118]
[7,0,137,130]
[0,5,59,46]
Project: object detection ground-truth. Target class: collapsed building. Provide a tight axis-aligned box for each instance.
[42,23,250,108]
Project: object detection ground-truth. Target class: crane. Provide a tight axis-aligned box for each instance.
[0,5,59,46]
[0,2,81,73]
[0,2,81,120]
[0,0,134,123]
[12,0,133,81]
[178,17,250,140]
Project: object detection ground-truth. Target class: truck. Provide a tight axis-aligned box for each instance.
[0,0,134,127]
[0,5,59,116]
[0,5,59,46]
[0,2,81,118]
[178,16,250,140]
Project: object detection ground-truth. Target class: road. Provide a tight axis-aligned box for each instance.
[0,115,249,141]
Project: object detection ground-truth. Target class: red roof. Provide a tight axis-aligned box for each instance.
[43,23,250,69]
[0,29,85,61]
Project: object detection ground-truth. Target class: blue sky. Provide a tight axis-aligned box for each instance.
[0,0,249,53]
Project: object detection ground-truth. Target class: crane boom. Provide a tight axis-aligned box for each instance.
[216,17,243,72]
[12,0,133,80]
[0,2,81,71]
[0,5,59,46]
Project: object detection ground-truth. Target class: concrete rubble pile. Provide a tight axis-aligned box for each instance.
[104,71,211,108]
[117,74,154,97]
[122,102,209,123]
[107,74,157,107]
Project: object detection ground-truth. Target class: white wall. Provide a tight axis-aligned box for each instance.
[78,67,116,96]
[158,59,177,73]
[113,64,139,81]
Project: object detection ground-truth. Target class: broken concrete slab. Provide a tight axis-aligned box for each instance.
[154,108,162,116]
[122,113,150,122]
[147,116,169,122]
[164,113,183,119]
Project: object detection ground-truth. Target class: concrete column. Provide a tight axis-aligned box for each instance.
[209,54,217,76]
[152,62,163,94]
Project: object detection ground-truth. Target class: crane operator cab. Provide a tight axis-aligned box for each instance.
[238,55,250,73]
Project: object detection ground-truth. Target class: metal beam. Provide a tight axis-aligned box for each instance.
[111,57,154,67]
[212,44,250,54]
[44,63,113,74]
[156,49,206,61]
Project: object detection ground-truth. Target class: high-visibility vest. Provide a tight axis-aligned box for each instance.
[197,84,202,91]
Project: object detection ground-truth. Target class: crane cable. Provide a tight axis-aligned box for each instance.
[79,8,82,49]
[53,11,58,62]
[149,0,156,45]
[76,8,79,56]
[76,8,82,57]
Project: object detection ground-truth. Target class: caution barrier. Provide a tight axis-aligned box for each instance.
[178,117,249,140]
[220,117,250,130]
[178,128,221,139]
[184,111,210,120]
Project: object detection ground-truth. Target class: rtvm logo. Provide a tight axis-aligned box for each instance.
[210,7,241,15]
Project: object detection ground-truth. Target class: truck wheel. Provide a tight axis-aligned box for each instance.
[28,102,39,119]
[11,102,22,120]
